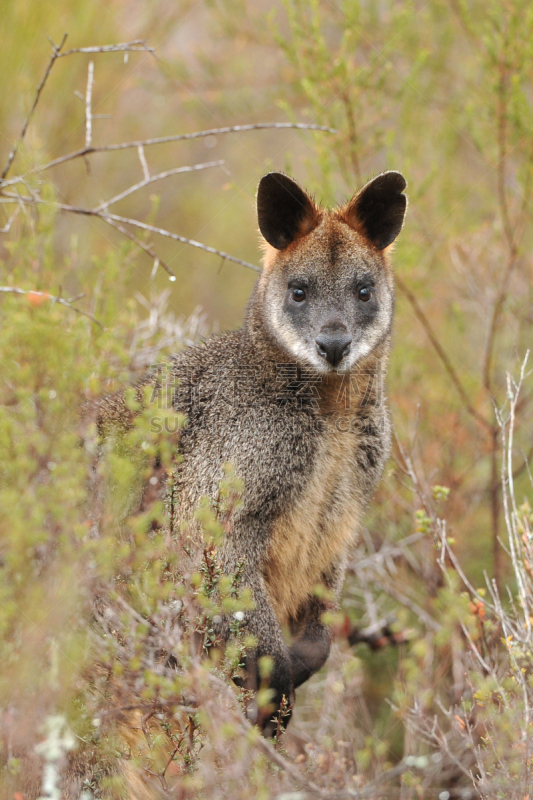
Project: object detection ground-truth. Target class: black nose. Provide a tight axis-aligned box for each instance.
[315,333,352,367]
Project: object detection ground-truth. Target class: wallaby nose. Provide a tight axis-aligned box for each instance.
[315,333,352,367]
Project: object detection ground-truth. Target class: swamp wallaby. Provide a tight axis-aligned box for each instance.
[102,169,407,734]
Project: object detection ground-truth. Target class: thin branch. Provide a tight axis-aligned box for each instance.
[379,582,441,632]
[85,61,94,149]
[483,44,519,397]
[103,216,177,279]
[161,746,179,783]
[104,212,261,272]
[98,702,198,718]
[137,145,150,181]
[93,160,224,213]
[395,273,492,433]
[57,40,153,58]
[496,52,516,256]
[0,37,156,188]
[209,672,410,800]
[481,252,517,394]
[0,33,68,181]
[480,47,521,584]
[513,440,533,479]
[0,193,261,272]
[328,761,409,799]
[348,532,425,572]
[0,206,21,234]
[0,286,103,328]
[502,355,531,634]
[0,48,334,280]
[1,123,336,186]
[438,520,493,610]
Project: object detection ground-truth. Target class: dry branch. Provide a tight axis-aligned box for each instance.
[57,41,153,58]
[103,217,177,279]
[395,273,492,433]
[85,60,94,149]
[93,159,225,213]
[0,34,68,181]
[0,123,336,188]
[0,41,335,282]
[0,37,154,184]
[208,672,410,800]
[0,206,20,234]
[102,212,261,272]
[0,286,103,327]
[137,145,150,181]
[0,192,262,272]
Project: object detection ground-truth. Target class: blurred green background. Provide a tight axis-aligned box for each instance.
[2,1,533,792]
[3,0,532,582]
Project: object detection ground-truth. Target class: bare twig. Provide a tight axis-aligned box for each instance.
[0,33,68,181]
[137,145,150,181]
[0,286,103,328]
[513,439,533,479]
[57,41,153,58]
[500,354,531,635]
[0,206,21,234]
[103,217,177,279]
[208,672,411,799]
[0,37,161,188]
[0,47,334,278]
[395,273,492,433]
[85,61,94,148]
[98,702,198,719]
[94,160,224,213]
[0,192,261,272]
[482,253,517,395]
[379,582,441,632]
[0,123,336,187]
[104,212,261,272]
[348,532,425,572]
[480,41,520,588]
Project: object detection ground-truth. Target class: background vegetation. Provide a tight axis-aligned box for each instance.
[1,0,533,797]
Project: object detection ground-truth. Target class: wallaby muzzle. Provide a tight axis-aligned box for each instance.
[315,332,352,367]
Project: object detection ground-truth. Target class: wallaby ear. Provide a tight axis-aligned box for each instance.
[342,171,407,250]
[257,172,318,250]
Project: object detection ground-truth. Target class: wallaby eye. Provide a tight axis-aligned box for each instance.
[290,288,306,303]
[358,287,372,302]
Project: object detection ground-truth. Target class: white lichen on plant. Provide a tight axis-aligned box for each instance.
[35,715,76,800]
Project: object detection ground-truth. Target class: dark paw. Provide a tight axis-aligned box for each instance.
[260,690,294,738]
[289,635,331,688]
[258,656,294,737]
[233,651,294,737]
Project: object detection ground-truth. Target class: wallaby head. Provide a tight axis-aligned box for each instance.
[253,171,407,372]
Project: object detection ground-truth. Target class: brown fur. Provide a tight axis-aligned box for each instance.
[264,420,362,625]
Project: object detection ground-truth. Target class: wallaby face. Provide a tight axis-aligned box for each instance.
[256,171,406,372]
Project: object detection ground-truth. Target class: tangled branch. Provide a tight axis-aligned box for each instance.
[0,35,336,312]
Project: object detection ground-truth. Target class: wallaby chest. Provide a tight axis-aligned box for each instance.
[263,416,364,626]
